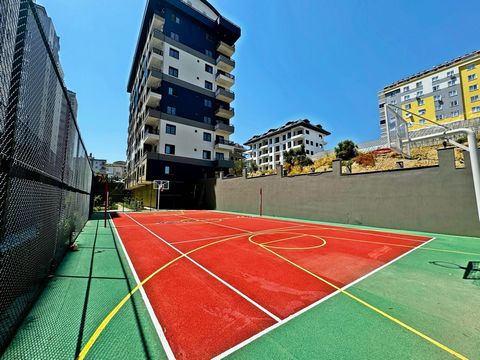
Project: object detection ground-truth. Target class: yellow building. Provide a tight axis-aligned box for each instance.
[378,51,480,136]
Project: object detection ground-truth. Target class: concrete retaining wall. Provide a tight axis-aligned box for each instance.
[214,148,480,237]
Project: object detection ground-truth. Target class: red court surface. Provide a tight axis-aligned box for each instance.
[111,211,432,359]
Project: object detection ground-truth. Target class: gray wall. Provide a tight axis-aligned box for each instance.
[214,148,480,237]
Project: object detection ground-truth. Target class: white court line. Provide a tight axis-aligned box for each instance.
[213,236,437,359]
[124,213,282,323]
[109,215,176,360]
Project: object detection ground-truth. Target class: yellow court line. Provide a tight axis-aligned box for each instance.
[248,238,468,360]
[77,222,307,360]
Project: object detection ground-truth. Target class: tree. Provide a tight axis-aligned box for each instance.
[247,160,258,173]
[231,159,245,176]
[283,145,313,171]
[334,140,358,160]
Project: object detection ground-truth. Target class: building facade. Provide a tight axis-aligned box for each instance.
[378,51,480,138]
[126,0,240,208]
[106,161,127,179]
[245,120,330,172]
[88,156,107,175]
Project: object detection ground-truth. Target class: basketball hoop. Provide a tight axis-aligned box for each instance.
[153,180,170,210]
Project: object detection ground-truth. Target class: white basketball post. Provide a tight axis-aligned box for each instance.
[153,180,170,211]
[385,104,480,222]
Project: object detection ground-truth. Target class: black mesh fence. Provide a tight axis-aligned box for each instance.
[0,0,92,352]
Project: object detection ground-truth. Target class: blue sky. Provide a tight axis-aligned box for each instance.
[38,0,480,162]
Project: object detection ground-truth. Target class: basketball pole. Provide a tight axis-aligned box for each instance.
[404,128,480,221]
[157,185,161,211]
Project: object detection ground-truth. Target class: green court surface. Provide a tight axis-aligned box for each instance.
[3,212,480,359]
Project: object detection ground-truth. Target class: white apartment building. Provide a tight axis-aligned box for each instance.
[245,119,330,171]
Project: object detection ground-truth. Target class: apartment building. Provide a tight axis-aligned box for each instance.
[378,50,480,138]
[126,0,240,208]
[245,120,330,172]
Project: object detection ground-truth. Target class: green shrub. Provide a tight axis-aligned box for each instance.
[335,140,358,160]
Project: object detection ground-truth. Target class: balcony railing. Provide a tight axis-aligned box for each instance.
[216,54,235,72]
[215,139,235,146]
[215,105,235,119]
[216,70,235,80]
[215,88,235,102]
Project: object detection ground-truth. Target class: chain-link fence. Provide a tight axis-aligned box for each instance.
[0,0,93,352]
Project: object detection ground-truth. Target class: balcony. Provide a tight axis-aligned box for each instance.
[215,88,235,103]
[216,41,235,57]
[216,71,235,89]
[143,129,160,145]
[215,121,234,134]
[215,105,235,119]
[215,138,235,151]
[216,54,235,73]
[148,47,163,69]
[215,159,234,169]
[147,68,162,88]
[145,108,161,126]
[146,87,162,107]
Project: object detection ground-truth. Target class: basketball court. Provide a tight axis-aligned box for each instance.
[66,210,477,360]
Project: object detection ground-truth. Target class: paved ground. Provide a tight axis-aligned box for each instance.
[2,212,480,359]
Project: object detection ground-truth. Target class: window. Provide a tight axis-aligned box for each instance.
[216,152,225,160]
[282,135,286,141]
[466,64,476,71]
[472,106,480,113]
[203,132,212,142]
[419,119,426,125]
[202,150,211,160]
[416,91,423,96]
[432,76,439,82]
[165,144,175,155]
[418,109,426,115]
[449,89,458,97]
[316,143,319,147]
[434,95,442,101]
[405,104,411,110]
[171,13,180,24]
[306,140,310,145]
[269,139,273,144]
[203,116,212,124]
[471,95,479,102]
[205,64,213,74]
[168,87,177,96]
[404,95,410,101]
[165,166,171,175]
[436,114,443,121]
[169,48,179,59]
[469,84,478,91]
[166,124,176,135]
[468,74,478,81]
[205,81,213,90]
[390,99,397,105]
[448,79,456,87]
[275,137,279,143]
[306,130,310,134]
[451,100,459,107]
[282,144,286,150]
[416,81,422,88]
[205,49,213,58]
[403,86,409,92]
[417,99,425,105]
[166,106,176,115]
[287,132,291,138]
[451,110,460,117]
[169,66,179,77]
[204,99,212,108]
[447,70,454,77]
[170,32,179,41]
[433,85,440,91]
[435,104,443,111]
[275,146,280,152]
